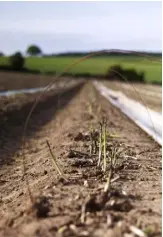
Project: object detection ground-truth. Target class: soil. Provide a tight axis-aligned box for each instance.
[0,71,80,91]
[103,80,162,112]
[0,80,161,237]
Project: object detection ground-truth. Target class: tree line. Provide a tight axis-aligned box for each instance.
[0,45,42,71]
[0,44,161,72]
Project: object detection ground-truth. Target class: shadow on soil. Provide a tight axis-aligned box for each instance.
[0,82,85,168]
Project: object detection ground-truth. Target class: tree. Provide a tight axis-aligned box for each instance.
[9,52,25,70]
[0,52,4,57]
[26,45,42,56]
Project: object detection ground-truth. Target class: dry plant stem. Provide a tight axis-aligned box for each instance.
[80,205,86,224]
[104,146,119,192]
[104,167,112,193]
[70,149,90,157]
[90,126,97,155]
[93,130,98,154]
[112,147,118,167]
[88,102,93,117]
[97,123,103,167]
[104,152,113,192]
[46,140,64,177]
[90,128,93,156]
[103,123,107,172]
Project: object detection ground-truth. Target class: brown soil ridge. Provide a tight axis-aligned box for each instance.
[0,82,161,237]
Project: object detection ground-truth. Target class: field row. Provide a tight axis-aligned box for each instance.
[0,81,161,237]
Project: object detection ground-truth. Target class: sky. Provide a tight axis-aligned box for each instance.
[0,1,162,55]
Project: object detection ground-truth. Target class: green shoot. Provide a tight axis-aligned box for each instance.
[104,167,112,193]
[104,149,113,192]
[109,133,120,138]
[88,102,93,117]
[104,146,119,192]
[97,119,108,172]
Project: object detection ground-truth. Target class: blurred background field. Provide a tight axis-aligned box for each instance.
[0,55,161,84]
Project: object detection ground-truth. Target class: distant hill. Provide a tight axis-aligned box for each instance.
[43,50,162,57]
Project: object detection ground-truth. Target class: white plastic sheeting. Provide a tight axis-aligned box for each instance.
[93,81,162,146]
[0,80,76,97]
[0,87,49,96]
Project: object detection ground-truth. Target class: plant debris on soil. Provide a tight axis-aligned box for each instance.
[0,79,161,237]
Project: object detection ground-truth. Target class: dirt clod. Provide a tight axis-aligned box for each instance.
[33,196,52,218]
